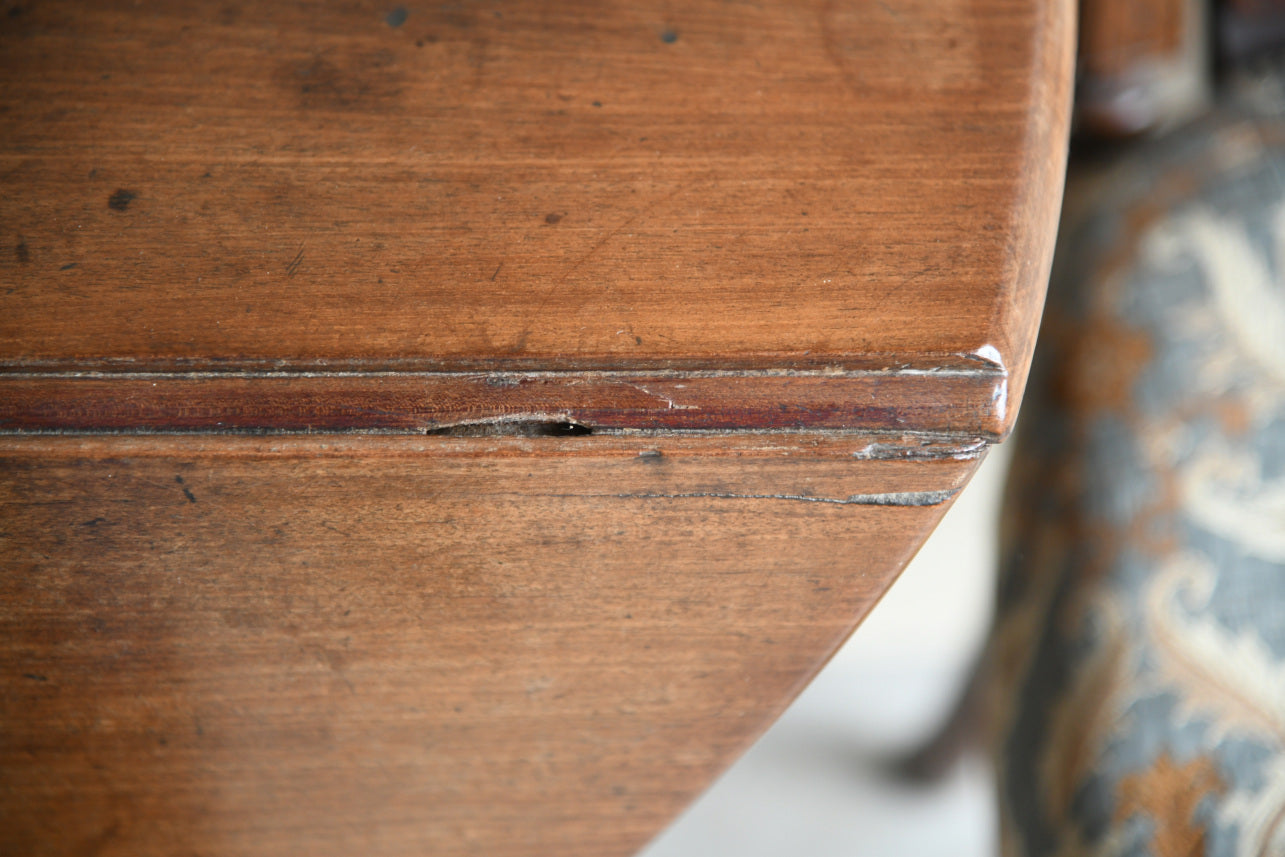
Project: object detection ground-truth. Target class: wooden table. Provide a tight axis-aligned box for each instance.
[0,2,1072,854]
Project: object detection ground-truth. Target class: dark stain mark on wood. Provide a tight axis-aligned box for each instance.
[490,263,503,281]
[660,29,678,43]
[23,673,48,681]
[59,263,76,271]
[287,51,404,112]
[15,241,29,264]
[386,6,408,28]
[216,4,241,26]
[544,212,563,225]
[107,189,135,211]
[80,517,108,527]
[174,475,197,503]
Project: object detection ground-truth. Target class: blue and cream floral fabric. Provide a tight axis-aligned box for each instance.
[992,109,1285,857]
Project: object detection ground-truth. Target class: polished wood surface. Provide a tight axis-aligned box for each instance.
[1,435,978,857]
[0,0,1073,436]
[0,370,1007,436]
[0,0,1074,853]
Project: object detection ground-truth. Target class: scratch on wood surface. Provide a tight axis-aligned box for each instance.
[286,245,305,277]
[515,185,688,350]
[575,489,960,507]
[626,383,697,410]
[875,0,904,21]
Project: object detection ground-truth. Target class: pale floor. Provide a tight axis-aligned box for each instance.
[640,444,1011,857]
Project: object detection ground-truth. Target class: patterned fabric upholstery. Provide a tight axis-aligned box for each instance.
[991,106,1285,856]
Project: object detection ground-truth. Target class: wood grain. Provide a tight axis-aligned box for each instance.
[0,370,1006,437]
[0,434,980,857]
[0,0,1074,438]
[0,1,1073,852]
